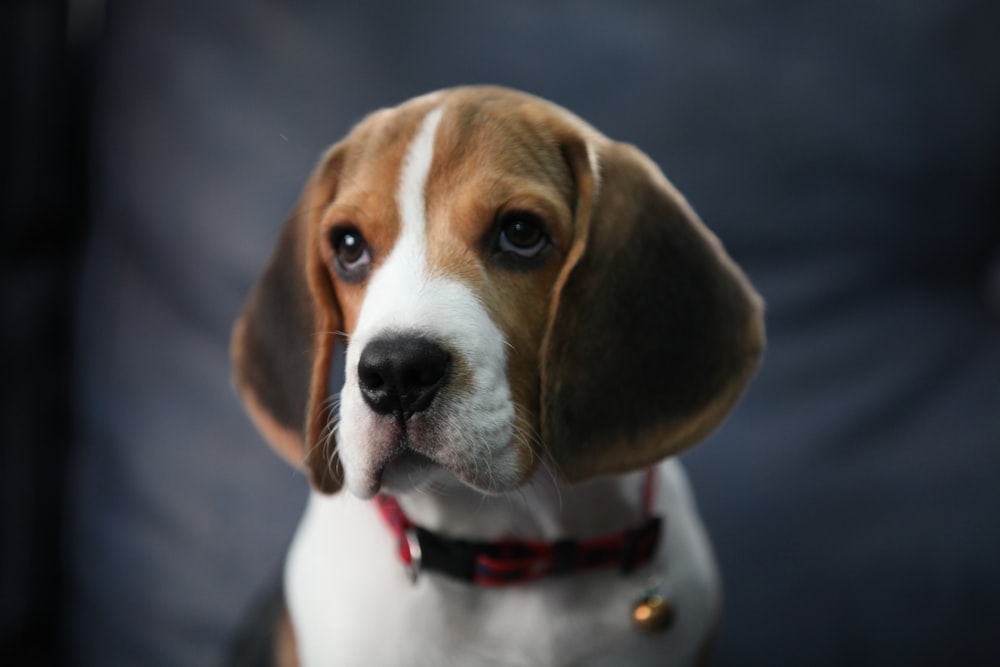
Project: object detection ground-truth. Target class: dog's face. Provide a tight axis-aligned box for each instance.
[232,87,764,497]
[328,102,580,498]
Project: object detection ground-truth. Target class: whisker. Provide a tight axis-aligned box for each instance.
[302,392,342,488]
[511,406,564,510]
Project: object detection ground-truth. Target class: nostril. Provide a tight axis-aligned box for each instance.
[406,351,449,388]
[358,336,452,417]
[358,364,385,390]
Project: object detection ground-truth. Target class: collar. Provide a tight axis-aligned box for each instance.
[374,468,663,586]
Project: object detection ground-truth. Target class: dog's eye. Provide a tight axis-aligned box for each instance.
[330,228,372,280]
[496,212,550,260]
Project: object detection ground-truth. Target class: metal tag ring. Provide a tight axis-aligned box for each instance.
[404,527,422,583]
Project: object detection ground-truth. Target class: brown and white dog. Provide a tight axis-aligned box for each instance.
[231,86,763,666]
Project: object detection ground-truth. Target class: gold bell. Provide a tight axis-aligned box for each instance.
[632,593,675,634]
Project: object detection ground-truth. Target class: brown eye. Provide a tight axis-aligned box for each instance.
[330,227,372,281]
[496,212,549,259]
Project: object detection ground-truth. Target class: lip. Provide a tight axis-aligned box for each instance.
[390,445,435,471]
[380,447,437,492]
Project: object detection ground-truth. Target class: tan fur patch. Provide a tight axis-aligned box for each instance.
[274,603,300,667]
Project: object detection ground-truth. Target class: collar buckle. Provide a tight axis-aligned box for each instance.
[403,526,422,583]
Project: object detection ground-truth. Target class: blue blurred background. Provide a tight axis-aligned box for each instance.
[3,1,999,665]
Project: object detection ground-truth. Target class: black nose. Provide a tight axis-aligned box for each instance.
[357,336,451,418]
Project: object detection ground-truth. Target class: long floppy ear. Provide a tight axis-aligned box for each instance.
[541,139,765,483]
[230,148,344,494]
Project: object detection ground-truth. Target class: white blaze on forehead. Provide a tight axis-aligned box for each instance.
[396,106,444,262]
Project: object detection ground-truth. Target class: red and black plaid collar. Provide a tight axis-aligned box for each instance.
[374,469,662,586]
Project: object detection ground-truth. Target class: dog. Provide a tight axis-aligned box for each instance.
[231,86,764,666]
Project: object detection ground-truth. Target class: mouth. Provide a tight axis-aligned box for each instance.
[381,447,436,491]
[352,443,438,499]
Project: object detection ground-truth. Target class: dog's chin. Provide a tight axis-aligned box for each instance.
[345,444,525,500]
[380,448,438,494]
[344,447,439,500]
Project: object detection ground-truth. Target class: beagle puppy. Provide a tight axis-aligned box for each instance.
[231,86,763,667]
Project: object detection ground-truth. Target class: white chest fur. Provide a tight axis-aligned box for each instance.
[285,460,720,667]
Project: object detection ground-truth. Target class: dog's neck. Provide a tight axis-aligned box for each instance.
[388,467,653,543]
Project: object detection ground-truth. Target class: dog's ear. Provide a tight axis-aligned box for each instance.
[541,139,765,483]
[231,147,345,494]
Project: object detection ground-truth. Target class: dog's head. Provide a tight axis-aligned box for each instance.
[231,86,764,498]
